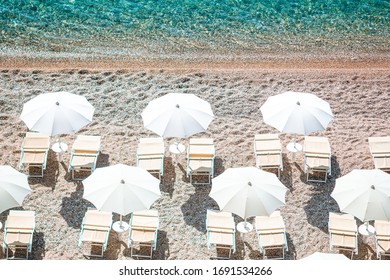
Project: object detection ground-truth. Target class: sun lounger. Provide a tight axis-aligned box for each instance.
[206,210,236,259]
[368,137,390,172]
[303,136,331,182]
[18,132,50,178]
[2,210,35,259]
[78,209,112,257]
[136,138,164,180]
[68,135,101,180]
[328,212,358,259]
[255,211,288,259]
[128,210,159,259]
[254,134,283,178]
[374,220,390,259]
[186,138,215,185]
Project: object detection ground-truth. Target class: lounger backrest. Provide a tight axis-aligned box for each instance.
[254,134,281,153]
[22,132,50,151]
[255,212,285,234]
[368,137,390,155]
[329,212,357,233]
[6,210,35,230]
[188,138,215,158]
[72,135,101,154]
[83,210,112,228]
[206,211,235,232]
[304,136,331,155]
[137,141,164,156]
[131,210,159,230]
[375,220,390,236]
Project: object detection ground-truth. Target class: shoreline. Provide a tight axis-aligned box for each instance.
[1,56,389,71]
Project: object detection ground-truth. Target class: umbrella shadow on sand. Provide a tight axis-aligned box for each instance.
[59,182,94,228]
[31,232,45,260]
[160,157,176,198]
[279,153,293,191]
[180,186,219,233]
[303,155,341,232]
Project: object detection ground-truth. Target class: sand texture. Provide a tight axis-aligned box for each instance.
[0,64,389,260]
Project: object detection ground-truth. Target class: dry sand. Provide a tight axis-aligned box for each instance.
[0,58,389,260]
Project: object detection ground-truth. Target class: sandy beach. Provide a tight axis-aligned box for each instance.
[0,57,389,260]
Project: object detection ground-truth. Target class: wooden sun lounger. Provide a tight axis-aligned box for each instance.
[254,134,283,178]
[255,211,288,259]
[2,210,36,259]
[368,137,390,172]
[187,138,215,185]
[68,135,101,180]
[303,136,331,183]
[128,210,159,259]
[206,210,236,259]
[78,209,112,258]
[374,220,390,259]
[328,212,358,259]
[19,132,50,178]
[136,138,164,180]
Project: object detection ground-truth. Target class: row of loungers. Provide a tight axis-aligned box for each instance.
[19,132,101,180]
[3,209,390,259]
[18,133,216,184]
[255,134,332,182]
[78,209,159,259]
[19,132,390,183]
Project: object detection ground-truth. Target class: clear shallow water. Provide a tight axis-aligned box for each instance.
[0,0,389,56]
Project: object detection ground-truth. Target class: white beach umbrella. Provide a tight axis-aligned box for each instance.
[20,91,94,136]
[260,91,333,136]
[0,165,32,214]
[141,93,214,138]
[301,252,349,261]
[210,167,288,223]
[82,164,161,229]
[331,169,390,223]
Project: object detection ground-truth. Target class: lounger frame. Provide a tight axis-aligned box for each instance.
[303,136,331,183]
[254,134,283,178]
[18,132,50,178]
[2,210,35,260]
[68,135,101,180]
[206,210,236,259]
[368,137,390,172]
[328,212,358,259]
[186,138,215,185]
[78,209,112,258]
[128,210,159,259]
[374,220,390,260]
[255,211,288,260]
[136,138,164,180]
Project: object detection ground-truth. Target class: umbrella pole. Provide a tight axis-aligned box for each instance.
[119,214,123,228]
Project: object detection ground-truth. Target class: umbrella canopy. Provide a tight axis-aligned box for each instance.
[141,93,214,138]
[331,169,390,222]
[301,252,349,261]
[0,165,32,213]
[82,164,161,216]
[210,167,288,220]
[20,91,94,136]
[260,91,333,135]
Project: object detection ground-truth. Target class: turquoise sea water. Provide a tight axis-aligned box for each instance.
[0,0,389,56]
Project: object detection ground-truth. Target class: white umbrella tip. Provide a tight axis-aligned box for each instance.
[371,185,375,190]
[296,101,301,105]
[56,101,60,106]
[176,104,180,109]
[120,179,125,184]
[248,181,252,186]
